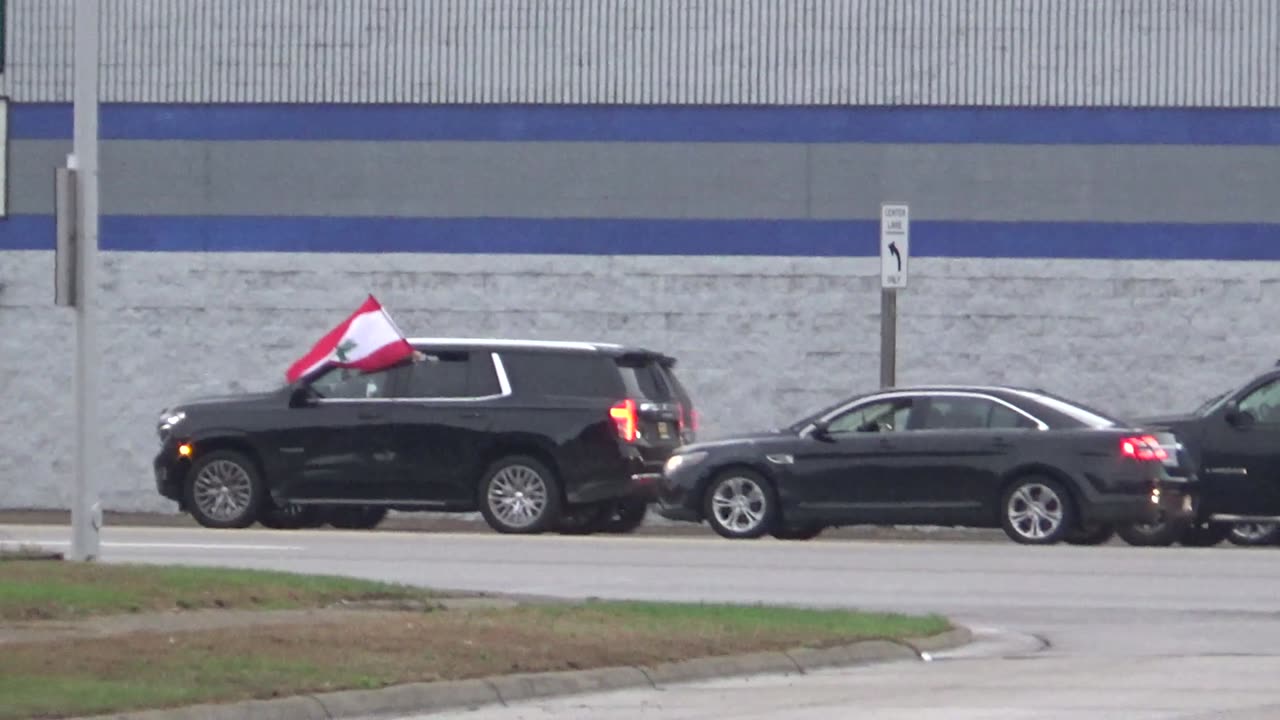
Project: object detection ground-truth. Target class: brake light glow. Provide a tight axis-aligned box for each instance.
[1121,435,1167,462]
[610,399,638,443]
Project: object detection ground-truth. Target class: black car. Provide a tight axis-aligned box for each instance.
[1128,363,1280,547]
[154,338,696,535]
[656,385,1198,545]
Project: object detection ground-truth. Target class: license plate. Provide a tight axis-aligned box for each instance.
[657,422,671,439]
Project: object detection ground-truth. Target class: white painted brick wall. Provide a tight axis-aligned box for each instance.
[2,251,1278,511]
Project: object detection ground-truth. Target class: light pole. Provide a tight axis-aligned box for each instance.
[70,0,102,561]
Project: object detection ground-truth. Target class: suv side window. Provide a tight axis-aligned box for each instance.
[1239,379,1280,424]
[309,366,398,399]
[828,398,914,433]
[500,351,624,398]
[402,352,474,399]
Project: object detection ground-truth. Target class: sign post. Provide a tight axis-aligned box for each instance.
[70,0,102,561]
[879,203,909,388]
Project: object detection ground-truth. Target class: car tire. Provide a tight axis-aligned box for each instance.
[599,498,648,534]
[771,522,824,541]
[1178,522,1231,547]
[703,469,778,540]
[1064,522,1115,546]
[1227,522,1280,547]
[479,456,562,534]
[999,475,1075,545]
[184,450,264,530]
[328,506,388,530]
[1115,518,1185,547]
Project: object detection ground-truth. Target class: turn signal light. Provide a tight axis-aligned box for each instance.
[178,443,193,457]
[610,399,638,443]
[1121,435,1167,462]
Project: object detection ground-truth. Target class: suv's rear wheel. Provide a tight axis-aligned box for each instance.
[480,456,562,534]
[771,522,824,541]
[1000,476,1074,545]
[555,502,610,535]
[1116,517,1185,547]
[186,450,263,529]
[704,470,777,539]
[1179,522,1230,547]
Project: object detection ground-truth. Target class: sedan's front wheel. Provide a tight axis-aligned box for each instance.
[479,456,562,534]
[703,470,777,540]
[1000,476,1074,545]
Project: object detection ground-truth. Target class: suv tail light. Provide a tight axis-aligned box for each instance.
[677,402,699,432]
[610,399,638,443]
[1121,435,1168,462]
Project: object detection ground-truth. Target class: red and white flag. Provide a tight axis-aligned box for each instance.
[285,295,414,383]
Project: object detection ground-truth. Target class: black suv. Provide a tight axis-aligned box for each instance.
[1127,362,1280,546]
[154,338,696,534]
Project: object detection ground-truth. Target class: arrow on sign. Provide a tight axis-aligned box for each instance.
[888,241,902,273]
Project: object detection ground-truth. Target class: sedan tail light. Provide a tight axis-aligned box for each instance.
[610,399,638,443]
[1121,435,1168,462]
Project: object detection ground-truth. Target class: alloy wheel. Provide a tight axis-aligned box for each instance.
[710,476,768,534]
[1006,483,1065,541]
[192,459,254,523]
[486,465,550,529]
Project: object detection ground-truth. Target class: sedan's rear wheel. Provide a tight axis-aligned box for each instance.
[259,502,321,530]
[1000,476,1074,545]
[600,498,649,534]
[771,522,824,541]
[479,456,562,534]
[704,470,777,540]
[185,450,263,529]
[1227,522,1280,546]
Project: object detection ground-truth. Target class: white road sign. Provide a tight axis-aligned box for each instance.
[880,203,909,289]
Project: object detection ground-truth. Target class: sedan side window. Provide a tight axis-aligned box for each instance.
[919,397,1037,430]
[827,399,913,434]
[309,367,396,399]
[1238,380,1280,424]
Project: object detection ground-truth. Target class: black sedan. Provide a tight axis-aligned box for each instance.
[656,385,1199,545]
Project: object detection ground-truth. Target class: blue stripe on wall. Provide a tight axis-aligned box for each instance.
[3,215,1279,260]
[13,103,1280,145]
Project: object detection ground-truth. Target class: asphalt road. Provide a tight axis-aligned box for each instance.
[6,524,1280,718]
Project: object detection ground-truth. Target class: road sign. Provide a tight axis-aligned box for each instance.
[880,203,909,289]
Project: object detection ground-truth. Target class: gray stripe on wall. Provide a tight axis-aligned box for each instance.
[10,140,1280,224]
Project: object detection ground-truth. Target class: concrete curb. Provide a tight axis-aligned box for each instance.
[76,626,972,720]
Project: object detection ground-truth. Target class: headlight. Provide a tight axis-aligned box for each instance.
[665,451,708,474]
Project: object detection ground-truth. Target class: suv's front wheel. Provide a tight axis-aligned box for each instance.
[185,450,263,529]
[479,456,562,534]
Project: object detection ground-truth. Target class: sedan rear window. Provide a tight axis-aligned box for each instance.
[1015,390,1120,429]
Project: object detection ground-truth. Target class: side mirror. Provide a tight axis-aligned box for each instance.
[1224,401,1255,429]
[289,386,317,408]
[811,419,833,441]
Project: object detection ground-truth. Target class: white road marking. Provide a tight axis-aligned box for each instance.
[0,540,304,552]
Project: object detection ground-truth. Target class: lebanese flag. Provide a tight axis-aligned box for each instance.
[285,295,415,383]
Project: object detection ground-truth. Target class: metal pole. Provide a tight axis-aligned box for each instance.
[71,0,102,561]
[879,288,897,388]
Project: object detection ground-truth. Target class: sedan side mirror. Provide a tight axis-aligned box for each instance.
[811,419,834,441]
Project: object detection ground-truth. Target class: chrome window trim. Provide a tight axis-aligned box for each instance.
[313,352,513,404]
[798,390,1049,437]
[408,337,617,352]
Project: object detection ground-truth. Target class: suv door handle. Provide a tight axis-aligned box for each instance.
[459,411,485,419]
[358,410,383,420]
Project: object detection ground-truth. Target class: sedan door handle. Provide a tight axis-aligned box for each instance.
[458,411,485,419]
[357,410,383,420]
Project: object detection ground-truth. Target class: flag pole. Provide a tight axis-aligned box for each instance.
[71,0,102,561]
